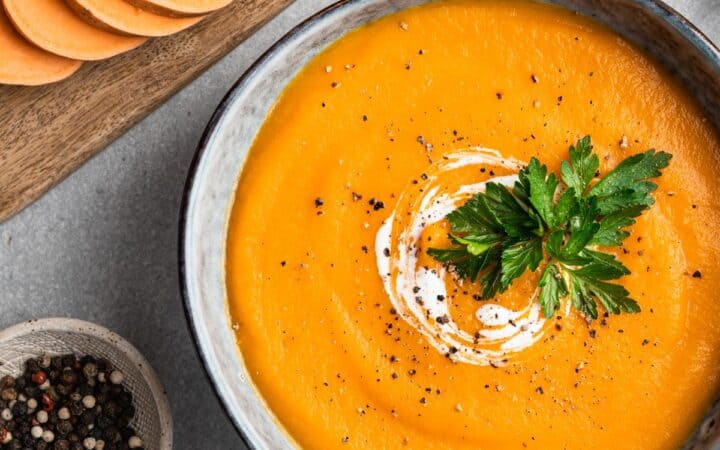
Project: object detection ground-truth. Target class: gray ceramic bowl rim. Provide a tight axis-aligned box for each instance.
[180,0,720,447]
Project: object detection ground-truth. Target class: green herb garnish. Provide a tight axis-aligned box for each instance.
[428,136,671,319]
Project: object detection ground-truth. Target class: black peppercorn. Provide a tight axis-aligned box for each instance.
[22,433,35,446]
[53,439,70,450]
[0,354,139,450]
[55,384,70,396]
[115,416,129,429]
[68,402,83,417]
[74,424,88,439]
[56,420,73,436]
[60,371,77,387]
[105,426,121,443]
[79,356,96,366]
[103,402,119,419]
[12,400,27,417]
[0,375,14,389]
[80,411,95,426]
[78,385,92,397]
[96,414,112,430]
[60,355,76,369]
[96,360,110,373]
[23,385,39,399]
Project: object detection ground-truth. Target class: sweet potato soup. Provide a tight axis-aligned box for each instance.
[226,1,720,448]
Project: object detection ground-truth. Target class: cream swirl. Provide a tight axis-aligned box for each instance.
[375,148,550,366]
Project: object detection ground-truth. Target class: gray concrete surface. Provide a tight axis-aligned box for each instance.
[0,0,718,448]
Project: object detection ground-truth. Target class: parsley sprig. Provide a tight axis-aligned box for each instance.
[428,136,671,319]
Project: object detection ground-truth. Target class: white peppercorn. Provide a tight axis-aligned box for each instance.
[128,436,143,448]
[42,429,55,443]
[39,355,51,368]
[83,363,98,379]
[82,395,96,409]
[36,409,49,424]
[31,425,43,439]
[109,371,123,385]
[2,355,140,449]
[58,406,71,420]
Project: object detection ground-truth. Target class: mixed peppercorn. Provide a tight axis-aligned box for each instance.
[0,354,143,450]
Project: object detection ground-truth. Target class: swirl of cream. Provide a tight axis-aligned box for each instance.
[375,148,549,366]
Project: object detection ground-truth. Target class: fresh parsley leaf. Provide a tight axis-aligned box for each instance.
[500,237,543,288]
[590,149,672,196]
[513,169,531,203]
[449,234,501,256]
[479,259,503,299]
[426,248,482,281]
[445,193,502,234]
[589,149,672,211]
[560,221,600,261]
[426,247,469,263]
[428,239,501,283]
[572,249,630,280]
[538,263,567,318]
[569,271,640,317]
[482,183,539,238]
[427,136,669,320]
[568,273,598,319]
[545,230,564,260]
[525,158,559,227]
[589,207,643,247]
[560,135,598,198]
[553,188,578,227]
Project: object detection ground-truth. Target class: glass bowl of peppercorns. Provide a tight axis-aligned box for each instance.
[0,319,172,450]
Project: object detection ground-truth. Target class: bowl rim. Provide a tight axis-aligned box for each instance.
[179,0,720,446]
[0,318,173,450]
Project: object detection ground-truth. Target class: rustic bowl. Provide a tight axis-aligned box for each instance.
[180,0,720,448]
[0,318,173,450]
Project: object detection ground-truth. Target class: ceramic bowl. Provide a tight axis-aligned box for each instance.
[180,1,720,448]
[0,318,173,450]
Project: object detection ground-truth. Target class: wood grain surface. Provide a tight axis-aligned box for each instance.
[0,0,292,222]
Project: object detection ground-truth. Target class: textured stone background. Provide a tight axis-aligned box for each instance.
[0,0,717,448]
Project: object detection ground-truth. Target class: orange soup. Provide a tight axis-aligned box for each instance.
[226,1,720,448]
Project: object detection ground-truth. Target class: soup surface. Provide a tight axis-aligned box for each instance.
[226,1,720,448]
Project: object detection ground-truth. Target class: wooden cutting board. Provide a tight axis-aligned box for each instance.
[0,0,293,222]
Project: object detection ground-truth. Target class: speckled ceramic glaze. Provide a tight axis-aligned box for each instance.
[180,1,720,448]
[0,319,172,450]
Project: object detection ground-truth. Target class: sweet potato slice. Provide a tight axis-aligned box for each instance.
[0,7,81,85]
[65,0,204,37]
[125,0,231,18]
[2,0,146,61]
